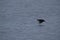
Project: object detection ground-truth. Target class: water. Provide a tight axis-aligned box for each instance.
[0,0,60,40]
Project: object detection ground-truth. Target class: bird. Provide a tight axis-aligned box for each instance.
[37,19,45,24]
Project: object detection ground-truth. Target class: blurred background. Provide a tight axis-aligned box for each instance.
[0,0,60,40]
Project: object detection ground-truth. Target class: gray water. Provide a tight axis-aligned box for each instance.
[0,0,60,40]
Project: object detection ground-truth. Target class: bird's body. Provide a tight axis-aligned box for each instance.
[37,19,45,24]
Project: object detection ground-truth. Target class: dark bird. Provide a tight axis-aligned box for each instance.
[37,19,45,24]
